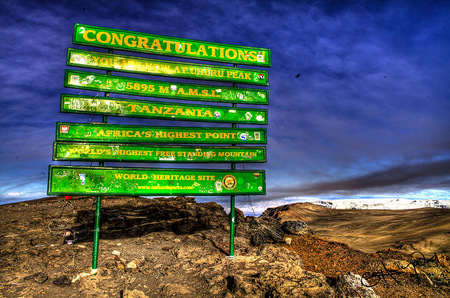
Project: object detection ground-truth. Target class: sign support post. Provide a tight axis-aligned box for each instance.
[91,194,102,274]
[228,66,238,258]
[92,52,111,275]
[229,194,235,257]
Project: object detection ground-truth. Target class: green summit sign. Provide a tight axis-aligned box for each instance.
[53,142,266,163]
[56,123,266,144]
[65,70,268,105]
[61,94,267,124]
[48,166,266,196]
[73,24,271,67]
[67,48,269,86]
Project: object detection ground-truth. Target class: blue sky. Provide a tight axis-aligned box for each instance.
[0,0,449,210]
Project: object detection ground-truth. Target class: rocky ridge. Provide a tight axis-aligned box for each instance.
[0,196,448,297]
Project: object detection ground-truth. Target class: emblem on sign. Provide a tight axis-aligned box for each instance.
[70,75,80,85]
[215,181,222,191]
[81,75,95,85]
[60,125,69,133]
[257,51,264,62]
[223,175,237,190]
[78,173,86,185]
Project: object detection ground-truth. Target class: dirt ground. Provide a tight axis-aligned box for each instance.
[0,196,449,297]
[281,235,450,297]
[265,202,450,297]
[262,202,450,255]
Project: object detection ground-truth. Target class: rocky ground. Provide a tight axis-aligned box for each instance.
[261,202,450,255]
[0,196,448,297]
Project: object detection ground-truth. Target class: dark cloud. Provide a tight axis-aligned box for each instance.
[267,159,450,199]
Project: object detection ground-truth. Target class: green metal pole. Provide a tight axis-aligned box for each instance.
[91,49,112,274]
[228,64,238,258]
[229,195,235,257]
[91,195,102,274]
[229,133,236,257]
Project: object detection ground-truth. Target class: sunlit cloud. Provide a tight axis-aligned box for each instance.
[7,192,21,197]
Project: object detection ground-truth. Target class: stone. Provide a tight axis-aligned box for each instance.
[23,272,48,284]
[115,256,127,270]
[127,260,138,269]
[249,220,285,246]
[335,272,380,298]
[281,221,313,235]
[226,275,257,295]
[123,289,149,298]
[126,259,139,273]
[116,261,125,271]
[53,275,71,287]
[251,232,266,246]
[284,237,292,245]
[194,244,332,297]
[260,269,335,297]
[161,283,190,295]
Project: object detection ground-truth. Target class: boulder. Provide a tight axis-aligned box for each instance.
[281,221,313,235]
[249,218,284,246]
[335,272,380,298]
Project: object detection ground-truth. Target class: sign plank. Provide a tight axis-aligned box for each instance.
[60,94,268,124]
[65,70,268,105]
[48,166,266,196]
[73,24,271,67]
[56,123,267,144]
[67,48,269,86]
[53,142,266,163]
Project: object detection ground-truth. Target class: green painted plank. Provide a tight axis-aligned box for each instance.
[48,166,266,196]
[73,24,271,67]
[65,70,268,104]
[56,123,267,144]
[53,142,266,163]
[60,94,268,124]
[67,48,268,86]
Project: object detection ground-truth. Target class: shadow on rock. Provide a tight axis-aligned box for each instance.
[71,197,230,240]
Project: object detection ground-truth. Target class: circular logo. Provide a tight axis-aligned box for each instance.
[223,175,237,190]
[170,84,178,91]
[214,111,221,118]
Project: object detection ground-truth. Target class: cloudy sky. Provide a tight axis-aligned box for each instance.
[1,0,449,212]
